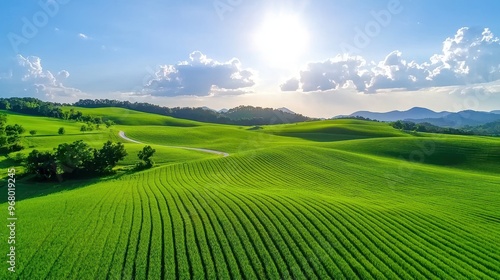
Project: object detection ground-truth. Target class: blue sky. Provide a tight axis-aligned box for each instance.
[2,0,500,117]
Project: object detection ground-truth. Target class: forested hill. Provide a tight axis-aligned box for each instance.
[0,97,311,125]
[74,99,312,125]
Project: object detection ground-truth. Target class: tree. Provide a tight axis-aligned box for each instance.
[26,150,58,179]
[0,115,24,152]
[5,124,25,135]
[92,141,127,173]
[0,100,11,110]
[7,134,20,144]
[26,140,128,180]
[104,120,115,128]
[0,113,6,125]
[4,125,21,147]
[137,145,156,169]
[29,130,37,136]
[392,120,404,130]
[0,136,7,147]
[54,140,94,175]
[58,127,65,135]
[0,114,6,140]
[415,124,427,132]
[80,125,87,133]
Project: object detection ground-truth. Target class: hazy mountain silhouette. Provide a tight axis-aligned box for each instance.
[348,107,450,122]
[344,107,500,127]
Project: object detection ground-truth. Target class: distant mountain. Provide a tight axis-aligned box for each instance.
[348,107,450,122]
[406,110,500,127]
[218,108,229,113]
[277,107,295,114]
[201,106,216,111]
[345,107,500,128]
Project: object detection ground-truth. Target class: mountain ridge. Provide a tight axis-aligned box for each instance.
[347,107,450,122]
[341,107,500,127]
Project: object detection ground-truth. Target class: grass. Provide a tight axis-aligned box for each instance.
[324,134,500,174]
[62,106,200,126]
[0,112,216,177]
[0,107,499,279]
[261,119,409,141]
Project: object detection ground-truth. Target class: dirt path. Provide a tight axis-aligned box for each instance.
[118,131,230,157]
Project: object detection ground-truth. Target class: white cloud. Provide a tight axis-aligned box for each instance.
[208,85,254,96]
[283,27,500,93]
[280,77,300,91]
[0,55,82,99]
[140,51,256,97]
[78,33,89,40]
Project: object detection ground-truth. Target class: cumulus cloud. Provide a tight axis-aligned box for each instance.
[283,27,500,93]
[141,51,256,97]
[280,77,300,91]
[0,55,82,99]
[78,33,89,40]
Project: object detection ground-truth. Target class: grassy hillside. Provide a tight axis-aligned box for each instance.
[1,108,499,279]
[62,106,201,126]
[261,119,408,141]
[0,111,215,177]
[326,135,500,174]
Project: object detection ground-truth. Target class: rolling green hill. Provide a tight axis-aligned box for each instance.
[1,108,499,279]
[325,135,500,175]
[62,106,201,127]
[261,119,409,141]
[0,110,215,177]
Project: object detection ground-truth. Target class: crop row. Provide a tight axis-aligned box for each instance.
[10,147,500,279]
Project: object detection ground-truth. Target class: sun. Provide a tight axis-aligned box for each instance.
[253,14,309,68]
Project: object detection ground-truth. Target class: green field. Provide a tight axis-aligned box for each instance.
[1,108,499,279]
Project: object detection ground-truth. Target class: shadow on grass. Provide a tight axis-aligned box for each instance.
[27,132,103,138]
[0,156,19,170]
[247,126,263,131]
[273,132,371,142]
[0,166,138,204]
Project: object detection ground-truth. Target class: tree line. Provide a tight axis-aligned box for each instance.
[26,141,156,181]
[334,116,380,122]
[0,97,114,127]
[0,114,25,153]
[0,97,311,126]
[464,120,500,136]
[26,140,127,180]
[391,119,500,136]
[74,99,312,125]
[391,120,474,135]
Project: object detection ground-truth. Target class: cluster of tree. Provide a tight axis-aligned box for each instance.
[1,97,311,126]
[464,120,500,136]
[74,99,312,125]
[334,116,380,122]
[79,122,111,132]
[0,114,25,153]
[0,98,114,127]
[136,145,156,170]
[0,97,64,118]
[391,119,500,136]
[391,120,473,135]
[26,140,127,180]
[224,106,311,125]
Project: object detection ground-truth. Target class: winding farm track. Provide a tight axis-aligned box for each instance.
[118,130,230,157]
